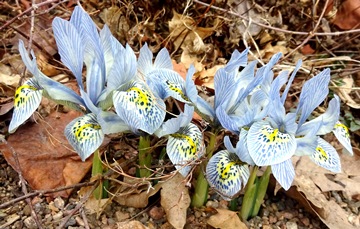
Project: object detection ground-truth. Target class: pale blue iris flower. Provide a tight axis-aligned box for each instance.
[247,64,350,190]
[206,136,251,200]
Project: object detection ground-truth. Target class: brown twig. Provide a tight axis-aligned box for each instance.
[0,180,97,209]
[1,140,43,228]
[0,0,69,31]
[283,0,330,60]
[57,180,100,229]
[193,0,360,36]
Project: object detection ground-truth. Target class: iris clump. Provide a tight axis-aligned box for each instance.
[9,5,353,221]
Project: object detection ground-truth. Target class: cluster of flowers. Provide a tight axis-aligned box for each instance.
[10,6,353,199]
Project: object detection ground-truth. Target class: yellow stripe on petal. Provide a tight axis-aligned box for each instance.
[310,138,341,173]
[247,121,296,166]
[206,150,250,200]
[65,114,104,161]
[167,123,203,177]
[9,79,43,133]
[333,121,353,155]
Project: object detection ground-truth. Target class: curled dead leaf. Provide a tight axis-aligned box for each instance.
[207,208,248,229]
[160,173,190,229]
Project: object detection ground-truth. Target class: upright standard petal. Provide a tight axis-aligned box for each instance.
[206,150,250,200]
[52,17,84,88]
[113,81,166,134]
[65,113,104,161]
[296,69,330,128]
[18,40,85,107]
[167,123,203,177]
[247,120,296,166]
[333,121,353,155]
[9,79,43,133]
[271,159,295,190]
[296,95,340,136]
[310,138,341,173]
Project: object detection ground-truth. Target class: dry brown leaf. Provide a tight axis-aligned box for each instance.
[180,50,204,72]
[0,111,92,198]
[197,65,225,90]
[168,11,218,53]
[333,0,360,29]
[336,76,360,109]
[292,155,359,228]
[259,42,289,60]
[114,177,162,208]
[160,173,190,229]
[207,208,248,229]
[0,63,21,88]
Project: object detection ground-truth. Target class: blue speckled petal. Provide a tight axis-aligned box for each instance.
[206,150,250,200]
[247,120,296,166]
[167,123,203,177]
[65,113,104,161]
[310,138,341,173]
[113,81,166,134]
[9,79,43,133]
[333,121,353,156]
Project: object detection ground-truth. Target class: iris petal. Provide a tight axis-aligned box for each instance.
[167,123,203,177]
[247,121,296,166]
[206,150,250,200]
[113,82,166,134]
[65,113,104,161]
[333,121,353,155]
[271,159,295,190]
[310,138,341,173]
[9,79,43,133]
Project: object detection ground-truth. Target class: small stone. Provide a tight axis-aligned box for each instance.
[194,210,202,218]
[149,206,165,220]
[48,201,59,212]
[271,203,278,211]
[300,217,310,226]
[115,211,130,221]
[52,211,63,221]
[206,200,219,208]
[269,215,277,224]
[262,225,272,229]
[283,211,294,219]
[24,216,37,229]
[64,217,77,227]
[286,221,298,229]
[219,200,228,209]
[23,205,32,216]
[54,197,65,210]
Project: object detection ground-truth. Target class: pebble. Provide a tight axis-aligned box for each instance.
[75,216,85,226]
[24,216,37,229]
[283,211,294,220]
[52,211,63,221]
[149,206,165,220]
[262,225,272,229]
[54,197,65,210]
[115,210,130,221]
[23,205,32,216]
[206,200,219,208]
[286,221,298,229]
[300,217,310,226]
[269,215,277,224]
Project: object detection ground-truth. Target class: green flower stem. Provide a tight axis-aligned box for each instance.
[229,199,238,211]
[92,149,104,199]
[191,131,217,207]
[240,166,259,220]
[240,166,271,220]
[251,166,271,217]
[138,135,152,178]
